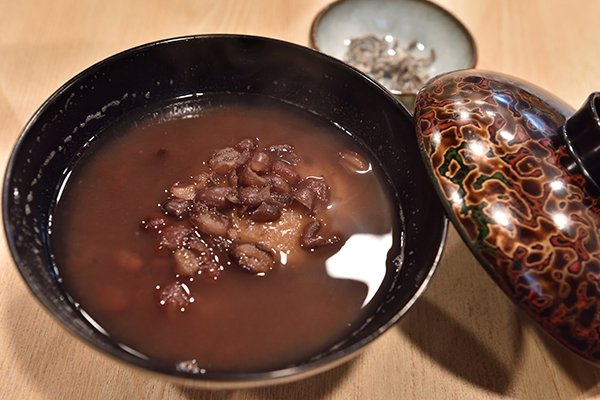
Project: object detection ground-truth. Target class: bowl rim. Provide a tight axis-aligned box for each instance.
[309,0,478,96]
[2,33,449,388]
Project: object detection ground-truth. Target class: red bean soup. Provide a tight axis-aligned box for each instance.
[51,94,400,372]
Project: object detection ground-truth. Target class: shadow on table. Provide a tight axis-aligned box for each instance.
[397,235,523,395]
[177,361,354,400]
[399,235,600,397]
[399,297,520,394]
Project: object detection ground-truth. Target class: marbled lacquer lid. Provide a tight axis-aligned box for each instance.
[414,69,600,364]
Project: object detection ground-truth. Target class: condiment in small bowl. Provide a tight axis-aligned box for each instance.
[310,0,477,111]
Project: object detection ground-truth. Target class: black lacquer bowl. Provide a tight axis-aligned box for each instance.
[2,35,447,388]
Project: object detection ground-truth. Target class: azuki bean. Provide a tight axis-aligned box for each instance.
[268,144,300,165]
[173,248,200,277]
[267,191,292,208]
[239,185,271,207]
[188,236,222,279]
[228,170,239,187]
[239,166,268,186]
[157,282,192,311]
[249,151,271,173]
[141,216,166,231]
[271,160,300,185]
[294,177,330,212]
[187,235,209,255]
[266,174,292,194]
[159,224,192,251]
[250,202,282,222]
[231,243,275,273]
[170,182,197,201]
[299,220,327,249]
[235,137,258,153]
[195,186,237,210]
[209,147,242,174]
[192,172,211,189]
[300,220,342,250]
[163,198,192,216]
[191,207,231,237]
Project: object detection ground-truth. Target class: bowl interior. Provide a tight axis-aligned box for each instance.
[311,0,477,93]
[3,35,447,386]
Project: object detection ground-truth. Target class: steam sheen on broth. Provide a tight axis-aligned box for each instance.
[51,94,400,372]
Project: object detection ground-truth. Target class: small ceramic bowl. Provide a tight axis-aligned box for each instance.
[310,0,477,109]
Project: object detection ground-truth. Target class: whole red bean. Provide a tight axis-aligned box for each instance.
[250,202,282,222]
[191,207,232,237]
[231,243,275,273]
[195,186,237,210]
[271,160,300,185]
[209,147,243,174]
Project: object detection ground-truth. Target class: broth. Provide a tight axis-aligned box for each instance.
[51,94,400,371]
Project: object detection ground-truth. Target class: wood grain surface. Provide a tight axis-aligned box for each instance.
[2,0,600,399]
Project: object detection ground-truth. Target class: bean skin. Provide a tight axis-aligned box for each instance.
[231,243,275,273]
[157,282,193,312]
[173,248,200,277]
[271,160,300,185]
[294,177,330,213]
[163,198,192,216]
[191,207,232,237]
[195,186,237,210]
[250,202,282,222]
[209,147,243,174]
[249,151,271,173]
[159,224,192,251]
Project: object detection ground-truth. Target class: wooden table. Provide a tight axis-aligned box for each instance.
[2,1,600,398]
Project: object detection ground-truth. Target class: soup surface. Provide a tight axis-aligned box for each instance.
[51,94,399,371]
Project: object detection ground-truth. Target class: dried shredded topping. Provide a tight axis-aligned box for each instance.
[343,34,435,94]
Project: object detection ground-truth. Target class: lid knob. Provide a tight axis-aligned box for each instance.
[564,92,600,191]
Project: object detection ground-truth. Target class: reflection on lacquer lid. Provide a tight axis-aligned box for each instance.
[415,69,600,364]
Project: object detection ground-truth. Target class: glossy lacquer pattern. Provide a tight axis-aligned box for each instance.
[415,70,600,363]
